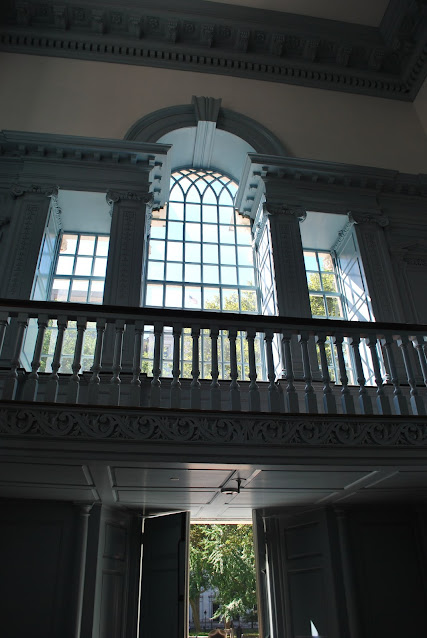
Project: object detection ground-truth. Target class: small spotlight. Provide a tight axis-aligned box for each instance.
[221,486,239,495]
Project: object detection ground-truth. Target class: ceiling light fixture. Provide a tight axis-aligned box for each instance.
[221,477,242,495]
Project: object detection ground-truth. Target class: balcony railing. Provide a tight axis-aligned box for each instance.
[0,299,426,416]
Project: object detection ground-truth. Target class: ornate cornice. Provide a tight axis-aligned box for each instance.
[10,183,58,198]
[0,0,426,100]
[348,211,389,227]
[263,202,307,222]
[1,402,427,448]
[106,189,153,204]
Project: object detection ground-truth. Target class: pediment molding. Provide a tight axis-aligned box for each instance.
[0,0,426,100]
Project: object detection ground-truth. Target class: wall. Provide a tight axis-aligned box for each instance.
[415,76,427,137]
[1,53,427,173]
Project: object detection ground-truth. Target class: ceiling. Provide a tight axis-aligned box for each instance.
[200,0,390,26]
[1,457,427,521]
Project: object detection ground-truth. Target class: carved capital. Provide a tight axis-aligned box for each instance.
[10,184,58,199]
[106,190,153,205]
[348,211,389,227]
[264,202,306,222]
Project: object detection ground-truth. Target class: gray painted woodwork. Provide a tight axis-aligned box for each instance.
[1,0,427,100]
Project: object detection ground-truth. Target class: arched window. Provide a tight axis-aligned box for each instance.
[142,169,263,380]
[144,169,258,314]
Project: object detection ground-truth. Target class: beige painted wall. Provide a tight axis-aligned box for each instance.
[1,52,427,174]
[415,77,427,139]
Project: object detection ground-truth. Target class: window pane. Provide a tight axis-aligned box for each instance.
[186,204,201,221]
[238,267,255,286]
[184,286,201,309]
[241,290,257,312]
[146,284,163,306]
[185,264,201,283]
[203,265,219,284]
[202,186,216,204]
[304,251,318,271]
[219,206,235,224]
[78,236,95,255]
[149,240,165,260]
[51,278,70,301]
[185,223,201,242]
[236,226,252,245]
[187,185,200,203]
[222,289,239,311]
[96,236,109,256]
[220,245,236,265]
[170,184,184,201]
[147,261,164,280]
[75,257,93,276]
[166,263,183,282]
[220,225,235,244]
[326,296,343,318]
[219,189,233,206]
[168,202,184,220]
[56,255,74,275]
[165,285,182,307]
[307,273,321,290]
[203,224,218,243]
[202,205,217,223]
[204,287,220,310]
[89,280,104,304]
[237,246,253,266]
[221,266,237,285]
[60,234,77,254]
[93,257,107,277]
[168,222,183,240]
[236,213,251,226]
[310,295,326,317]
[203,244,218,263]
[167,241,183,261]
[322,273,338,292]
[319,252,334,271]
[186,243,201,263]
[70,279,89,303]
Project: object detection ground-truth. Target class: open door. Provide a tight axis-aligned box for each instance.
[139,512,189,638]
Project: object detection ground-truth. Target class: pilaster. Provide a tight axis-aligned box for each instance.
[103,188,153,307]
[349,211,404,323]
[2,185,56,299]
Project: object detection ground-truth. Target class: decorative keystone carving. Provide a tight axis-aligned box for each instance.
[336,45,352,67]
[192,95,222,123]
[303,39,320,61]
[235,28,250,52]
[166,19,178,43]
[271,34,285,56]
[16,1,30,26]
[10,184,58,199]
[348,211,389,227]
[106,190,153,205]
[128,15,143,38]
[201,24,214,47]
[91,8,106,33]
[264,202,307,222]
[369,46,386,70]
[53,4,68,29]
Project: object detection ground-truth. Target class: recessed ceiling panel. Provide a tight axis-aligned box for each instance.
[112,467,232,488]
[249,470,370,490]
[116,489,217,505]
[0,463,93,485]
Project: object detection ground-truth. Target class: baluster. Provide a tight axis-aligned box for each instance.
[170,323,182,409]
[247,328,261,411]
[129,320,144,407]
[228,328,241,411]
[281,331,299,412]
[264,329,280,412]
[87,318,106,405]
[332,334,355,414]
[381,334,409,415]
[190,326,201,409]
[298,331,317,413]
[315,333,337,414]
[210,326,221,410]
[366,335,391,415]
[45,316,67,403]
[109,319,125,406]
[349,334,373,414]
[397,334,425,415]
[411,335,427,388]
[2,313,29,400]
[22,313,49,401]
[150,322,162,407]
[66,316,87,404]
[0,311,10,356]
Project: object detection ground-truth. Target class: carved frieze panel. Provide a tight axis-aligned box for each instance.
[1,0,426,99]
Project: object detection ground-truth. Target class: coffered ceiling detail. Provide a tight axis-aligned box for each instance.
[0,0,426,100]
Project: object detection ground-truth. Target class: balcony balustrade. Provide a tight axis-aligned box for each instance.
[0,299,427,417]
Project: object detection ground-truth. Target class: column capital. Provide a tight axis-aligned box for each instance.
[348,210,388,227]
[10,183,58,199]
[106,189,153,205]
[263,201,307,222]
